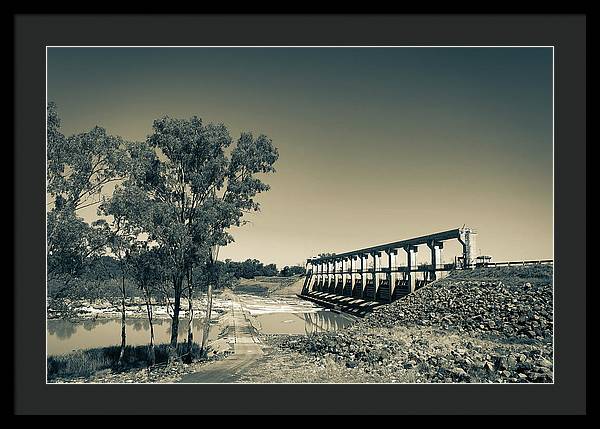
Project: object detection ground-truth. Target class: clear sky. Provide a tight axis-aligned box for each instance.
[47,47,553,267]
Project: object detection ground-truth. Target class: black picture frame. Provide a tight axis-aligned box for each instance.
[14,14,586,415]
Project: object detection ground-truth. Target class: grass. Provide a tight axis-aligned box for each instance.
[232,283,270,296]
[235,275,303,297]
[447,265,553,286]
[47,342,204,381]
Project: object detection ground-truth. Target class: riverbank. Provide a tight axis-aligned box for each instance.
[47,342,233,383]
[47,294,231,322]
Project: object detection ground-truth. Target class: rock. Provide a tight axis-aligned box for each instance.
[452,367,468,379]
[273,265,553,384]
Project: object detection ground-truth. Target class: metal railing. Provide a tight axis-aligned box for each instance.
[475,259,553,268]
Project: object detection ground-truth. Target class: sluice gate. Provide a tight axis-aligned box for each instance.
[299,226,478,314]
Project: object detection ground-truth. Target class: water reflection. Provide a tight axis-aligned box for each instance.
[303,311,354,335]
[48,310,354,356]
[47,319,78,340]
[82,320,96,331]
[255,310,355,335]
[162,319,205,336]
[127,319,148,332]
[47,317,208,356]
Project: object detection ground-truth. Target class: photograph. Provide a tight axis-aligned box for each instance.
[45,46,555,385]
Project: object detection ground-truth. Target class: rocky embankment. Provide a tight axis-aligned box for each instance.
[365,266,553,340]
[273,265,553,383]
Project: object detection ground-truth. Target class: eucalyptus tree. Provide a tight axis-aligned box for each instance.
[97,179,154,366]
[46,102,131,306]
[183,245,205,362]
[127,244,166,365]
[47,210,107,303]
[47,102,129,214]
[119,116,278,357]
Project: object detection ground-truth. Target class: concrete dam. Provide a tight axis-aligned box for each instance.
[299,226,551,316]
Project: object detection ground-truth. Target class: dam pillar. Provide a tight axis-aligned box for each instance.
[333,258,338,291]
[388,249,397,301]
[302,260,310,294]
[427,240,444,281]
[338,258,343,287]
[360,253,368,299]
[373,251,381,297]
[307,261,313,291]
[331,259,336,289]
[338,258,343,294]
[342,257,352,290]
[331,259,337,293]
[338,258,344,295]
[317,262,323,289]
[345,256,352,296]
[350,256,356,292]
[404,245,418,293]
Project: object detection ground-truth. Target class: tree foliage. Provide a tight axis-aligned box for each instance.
[47,103,132,294]
[221,258,279,279]
[47,102,129,213]
[279,265,306,277]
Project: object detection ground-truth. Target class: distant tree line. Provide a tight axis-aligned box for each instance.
[279,265,306,277]
[47,256,306,300]
[220,258,305,278]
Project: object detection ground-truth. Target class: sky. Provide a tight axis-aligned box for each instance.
[47,47,553,267]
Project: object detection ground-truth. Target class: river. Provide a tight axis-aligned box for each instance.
[47,293,356,356]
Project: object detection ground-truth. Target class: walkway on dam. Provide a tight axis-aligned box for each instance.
[299,291,383,316]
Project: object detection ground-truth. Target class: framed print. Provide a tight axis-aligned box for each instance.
[14,13,586,415]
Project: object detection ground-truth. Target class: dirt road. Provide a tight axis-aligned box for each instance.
[178,294,263,383]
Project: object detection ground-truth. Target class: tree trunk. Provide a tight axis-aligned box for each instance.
[200,281,213,358]
[117,273,126,366]
[168,274,183,359]
[143,287,155,366]
[185,267,194,363]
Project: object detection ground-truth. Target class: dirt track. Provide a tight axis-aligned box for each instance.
[178,294,263,383]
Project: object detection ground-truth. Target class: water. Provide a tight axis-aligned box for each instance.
[47,318,207,356]
[47,295,356,356]
[236,293,356,334]
[255,311,355,335]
